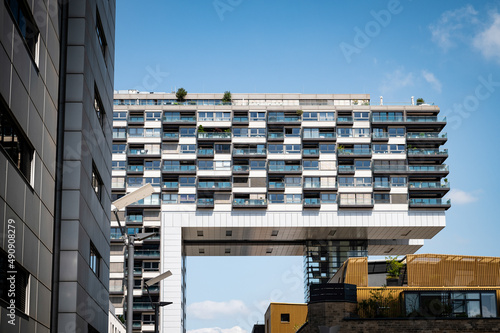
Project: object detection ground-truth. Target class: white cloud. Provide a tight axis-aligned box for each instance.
[421,70,442,93]
[447,189,480,205]
[188,326,248,333]
[379,68,414,95]
[473,11,500,63]
[429,5,478,51]
[187,300,249,320]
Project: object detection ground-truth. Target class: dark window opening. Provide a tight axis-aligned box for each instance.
[280,313,290,322]
[89,242,101,276]
[95,9,107,58]
[92,162,103,201]
[5,0,39,63]
[94,84,105,128]
[0,249,29,313]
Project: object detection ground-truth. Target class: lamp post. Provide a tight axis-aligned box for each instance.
[145,271,173,333]
[111,184,155,333]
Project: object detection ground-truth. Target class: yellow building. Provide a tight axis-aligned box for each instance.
[264,303,308,333]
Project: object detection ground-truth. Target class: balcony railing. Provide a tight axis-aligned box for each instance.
[162,165,197,172]
[163,132,179,139]
[232,199,267,207]
[303,182,321,189]
[128,165,144,172]
[112,132,127,139]
[339,198,374,206]
[197,198,214,207]
[372,132,389,139]
[198,182,232,189]
[163,182,179,189]
[134,250,160,257]
[268,116,301,123]
[408,165,449,172]
[407,148,448,156]
[337,116,353,122]
[198,132,231,139]
[233,148,267,156]
[268,132,284,139]
[409,198,451,206]
[373,182,390,189]
[406,116,446,122]
[371,116,404,122]
[128,116,144,122]
[407,132,447,139]
[268,165,302,172]
[197,149,214,156]
[303,132,336,139]
[303,148,319,156]
[268,182,285,189]
[409,181,450,189]
[338,165,355,173]
[233,165,250,172]
[233,116,249,123]
[304,198,321,205]
[338,148,371,156]
[163,116,197,122]
[128,148,161,156]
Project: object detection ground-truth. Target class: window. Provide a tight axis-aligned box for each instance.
[180,194,196,203]
[391,177,406,187]
[145,128,161,137]
[94,85,105,128]
[286,194,302,204]
[144,177,161,187]
[215,161,231,170]
[179,177,196,187]
[388,127,405,137]
[281,314,290,323]
[303,160,319,170]
[111,177,125,188]
[374,194,390,203]
[389,144,405,153]
[112,144,126,154]
[198,160,213,170]
[353,128,370,137]
[319,112,335,121]
[337,128,352,137]
[285,177,301,187]
[143,261,159,271]
[92,163,103,201]
[180,144,196,154]
[0,249,29,313]
[90,242,101,276]
[353,112,369,121]
[321,193,337,203]
[285,144,301,154]
[113,111,127,120]
[268,144,284,154]
[145,112,161,121]
[112,161,126,170]
[269,194,284,204]
[96,9,107,58]
[355,160,371,170]
[250,128,266,137]
[5,0,39,63]
[302,112,318,121]
[284,128,300,137]
[180,127,196,137]
[0,99,34,182]
[214,144,231,154]
[112,127,126,139]
[250,160,266,170]
[128,127,144,137]
[319,144,335,153]
[162,193,178,204]
[249,112,266,121]
[145,160,161,170]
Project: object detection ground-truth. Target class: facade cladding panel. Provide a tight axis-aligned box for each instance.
[111,92,449,332]
[0,0,115,332]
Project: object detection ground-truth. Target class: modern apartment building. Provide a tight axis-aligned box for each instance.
[0,0,115,332]
[110,91,449,332]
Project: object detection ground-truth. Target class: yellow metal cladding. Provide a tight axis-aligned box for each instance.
[407,254,500,287]
[264,303,308,333]
[344,257,368,287]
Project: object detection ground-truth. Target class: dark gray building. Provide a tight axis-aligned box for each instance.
[0,0,115,332]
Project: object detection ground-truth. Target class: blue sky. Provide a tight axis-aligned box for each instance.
[115,1,500,332]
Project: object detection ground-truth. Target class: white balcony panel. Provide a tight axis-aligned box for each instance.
[372,154,406,160]
[213,154,232,161]
[336,137,371,144]
[300,121,335,128]
[144,120,162,128]
[232,187,267,193]
[197,121,232,128]
[232,137,266,144]
[178,137,197,144]
[196,170,232,177]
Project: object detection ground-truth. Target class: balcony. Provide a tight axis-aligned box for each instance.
[337,148,371,158]
[232,198,267,208]
[127,165,144,173]
[371,116,404,123]
[197,132,232,140]
[406,116,447,130]
[268,165,302,174]
[133,250,160,258]
[268,181,285,191]
[267,132,285,141]
[409,198,451,209]
[373,182,390,191]
[232,165,250,174]
[303,148,319,157]
[111,182,126,190]
[303,182,321,191]
[112,132,127,140]
[338,165,355,174]
[338,198,374,208]
[128,116,144,123]
[303,198,321,208]
[371,132,389,141]
[162,165,197,174]
[407,165,449,176]
[337,116,353,124]
[268,116,301,124]
[407,132,447,143]
[232,148,267,157]
[163,132,179,141]
[197,198,214,209]
[198,181,232,191]
[162,182,179,190]
[163,115,197,124]
[372,165,408,174]
[233,116,249,125]
[197,148,214,158]
[407,148,448,162]
[303,132,336,141]
[127,148,161,157]
[409,181,450,194]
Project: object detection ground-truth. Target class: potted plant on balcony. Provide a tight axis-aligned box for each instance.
[362,99,369,105]
[296,109,303,116]
[386,256,404,286]
[222,91,232,104]
[416,98,425,105]
[352,99,359,105]
[176,87,187,102]
[197,125,205,133]
[337,145,345,153]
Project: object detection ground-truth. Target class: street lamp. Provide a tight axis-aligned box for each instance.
[111,183,155,333]
[145,271,173,333]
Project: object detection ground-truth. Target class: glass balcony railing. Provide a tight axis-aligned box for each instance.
[303,148,320,156]
[409,181,450,189]
[110,231,122,239]
[303,132,336,139]
[372,149,405,154]
[339,198,374,206]
[409,198,451,206]
[407,148,448,156]
[372,165,408,172]
[198,182,232,189]
[338,182,372,187]
[112,182,126,189]
[407,132,447,139]
[372,132,389,139]
[233,116,249,123]
[408,165,449,172]
[198,132,231,139]
[112,132,127,139]
[163,182,179,189]
[337,116,353,122]
[268,116,301,122]
[128,165,144,172]
[128,116,144,122]
[163,116,197,122]
[303,182,321,189]
[133,303,154,310]
[163,132,179,139]
[268,132,285,139]
[134,250,160,257]
[125,216,143,223]
[338,148,371,155]
[304,198,321,205]
[233,199,267,206]
[233,148,267,156]
[406,116,446,122]
[373,182,390,188]
[197,198,214,206]
[130,197,161,206]
[338,165,355,172]
[128,148,160,155]
[371,116,404,122]
[268,182,285,189]
[197,149,214,156]
[233,165,250,172]
[162,165,196,172]
[268,165,302,172]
